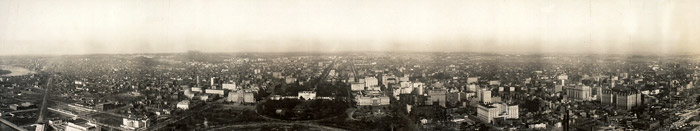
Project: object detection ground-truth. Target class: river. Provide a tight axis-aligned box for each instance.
[0,65,34,77]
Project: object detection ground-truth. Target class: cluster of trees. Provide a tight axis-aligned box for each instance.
[168,108,265,130]
[0,69,11,75]
[259,99,347,120]
[269,81,349,97]
[321,113,417,131]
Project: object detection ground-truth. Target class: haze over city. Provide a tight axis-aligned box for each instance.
[4,1,700,130]
[1,0,699,55]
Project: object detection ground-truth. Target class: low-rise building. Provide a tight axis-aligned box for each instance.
[566,85,592,101]
[222,83,238,90]
[601,88,642,110]
[121,117,148,130]
[177,100,191,110]
[205,89,225,96]
[65,119,97,131]
[298,91,316,100]
[476,103,519,123]
[227,90,256,104]
[351,82,365,91]
[356,96,390,107]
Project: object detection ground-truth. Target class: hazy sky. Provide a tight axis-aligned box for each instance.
[1,0,699,55]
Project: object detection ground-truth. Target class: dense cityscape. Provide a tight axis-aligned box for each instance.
[1,52,699,130]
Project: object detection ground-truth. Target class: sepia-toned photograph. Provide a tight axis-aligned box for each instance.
[1,0,700,130]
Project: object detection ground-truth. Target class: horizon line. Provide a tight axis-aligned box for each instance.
[1,50,699,57]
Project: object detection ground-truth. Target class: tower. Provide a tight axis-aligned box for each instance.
[210,77,218,89]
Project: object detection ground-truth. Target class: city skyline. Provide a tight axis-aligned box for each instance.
[1,0,699,55]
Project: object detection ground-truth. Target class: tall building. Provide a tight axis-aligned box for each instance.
[477,104,500,123]
[428,89,447,107]
[480,89,492,104]
[566,85,592,101]
[601,89,641,110]
[400,81,411,88]
[447,92,468,104]
[413,82,425,95]
[227,90,256,104]
[210,77,218,88]
[477,103,519,123]
[615,91,641,110]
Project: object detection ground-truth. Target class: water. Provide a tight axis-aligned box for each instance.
[0,65,34,76]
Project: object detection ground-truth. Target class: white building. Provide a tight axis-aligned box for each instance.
[480,89,492,104]
[467,77,479,84]
[467,84,478,92]
[477,104,500,123]
[529,123,547,129]
[65,120,97,131]
[400,81,411,88]
[489,80,500,86]
[351,82,365,91]
[191,87,202,92]
[365,77,378,88]
[400,86,413,94]
[399,76,409,82]
[566,85,592,101]
[121,117,148,130]
[205,89,225,96]
[285,77,297,84]
[476,103,519,123]
[222,83,237,90]
[413,82,425,95]
[210,77,218,87]
[356,96,391,106]
[177,100,190,110]
[227,91,241,102]
[557,74,569,80]
[298,91,316,100]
